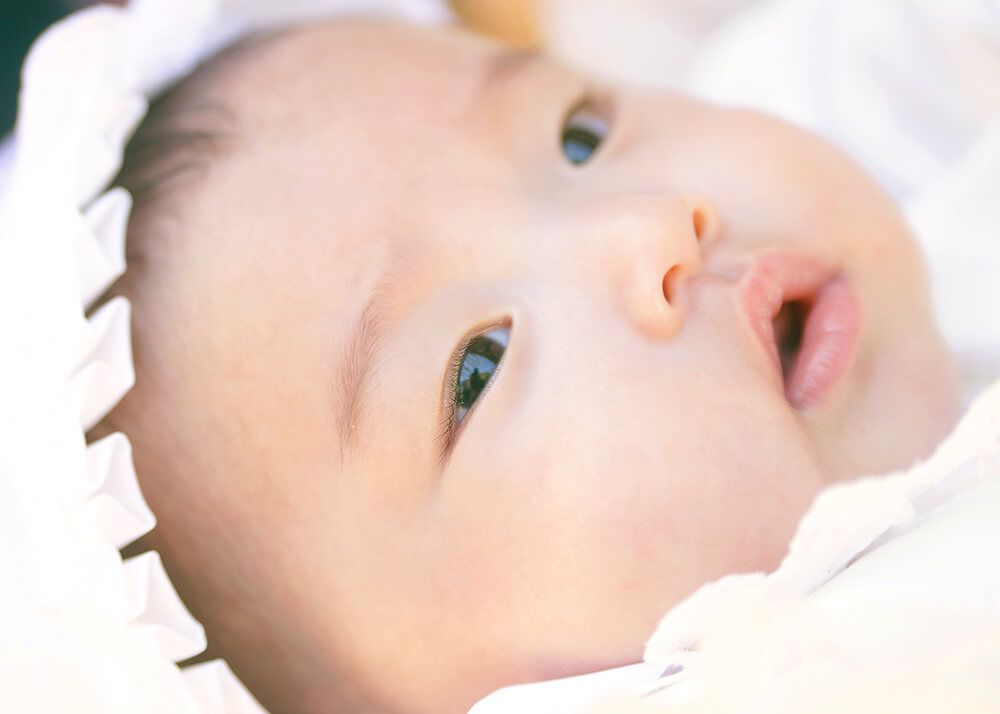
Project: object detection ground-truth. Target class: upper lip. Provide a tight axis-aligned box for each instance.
[735,252,840,380]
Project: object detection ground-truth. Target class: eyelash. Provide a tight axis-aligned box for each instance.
[435,346,466,457]
[435,322,509,463]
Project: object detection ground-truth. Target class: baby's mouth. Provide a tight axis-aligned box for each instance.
[772,299,808,382]
[739,253,862,410]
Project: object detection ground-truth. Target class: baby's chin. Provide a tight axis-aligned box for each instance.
[819,315,962,483]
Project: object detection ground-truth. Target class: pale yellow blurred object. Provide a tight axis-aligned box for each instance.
[447,0,539,46]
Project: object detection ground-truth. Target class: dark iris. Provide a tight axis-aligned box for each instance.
[562,126,602,165]
[454,327,507,426]
[561,105,607,166]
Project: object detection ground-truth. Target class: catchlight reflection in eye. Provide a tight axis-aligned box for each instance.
[452,325,509,428]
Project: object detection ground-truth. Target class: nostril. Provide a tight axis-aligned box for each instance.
[692,208,709,241]
[662,265,683,305]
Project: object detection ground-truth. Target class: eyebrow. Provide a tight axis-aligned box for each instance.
[335,263,399,463]
[478,48,542,98]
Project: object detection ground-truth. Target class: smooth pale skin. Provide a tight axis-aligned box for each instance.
[101,20,962,714]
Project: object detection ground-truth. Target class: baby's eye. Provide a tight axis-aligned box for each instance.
[561,100,608,166]
[451,325,509,430]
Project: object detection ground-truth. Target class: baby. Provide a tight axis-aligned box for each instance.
[88,13,963,714]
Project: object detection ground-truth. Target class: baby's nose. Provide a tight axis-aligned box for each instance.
[579,193,721,341]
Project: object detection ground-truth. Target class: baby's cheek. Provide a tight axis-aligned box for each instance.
[429,359,822,658]
[609,397,819,583]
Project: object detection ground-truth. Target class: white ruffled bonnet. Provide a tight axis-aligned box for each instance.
[0,1,448,711]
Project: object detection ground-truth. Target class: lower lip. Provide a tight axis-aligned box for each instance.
[785,278,862,409]
[740,255,862,410]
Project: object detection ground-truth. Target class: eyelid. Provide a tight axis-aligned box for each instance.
[565,96,610,133]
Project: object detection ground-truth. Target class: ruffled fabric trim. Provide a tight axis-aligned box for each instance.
[0,0,448,712]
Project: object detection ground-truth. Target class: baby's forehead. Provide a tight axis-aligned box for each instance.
[220,20,502,140]
[156,20,525,320]
[163,18,540,312]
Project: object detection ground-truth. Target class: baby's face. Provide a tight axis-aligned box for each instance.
[124,20,961,714]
